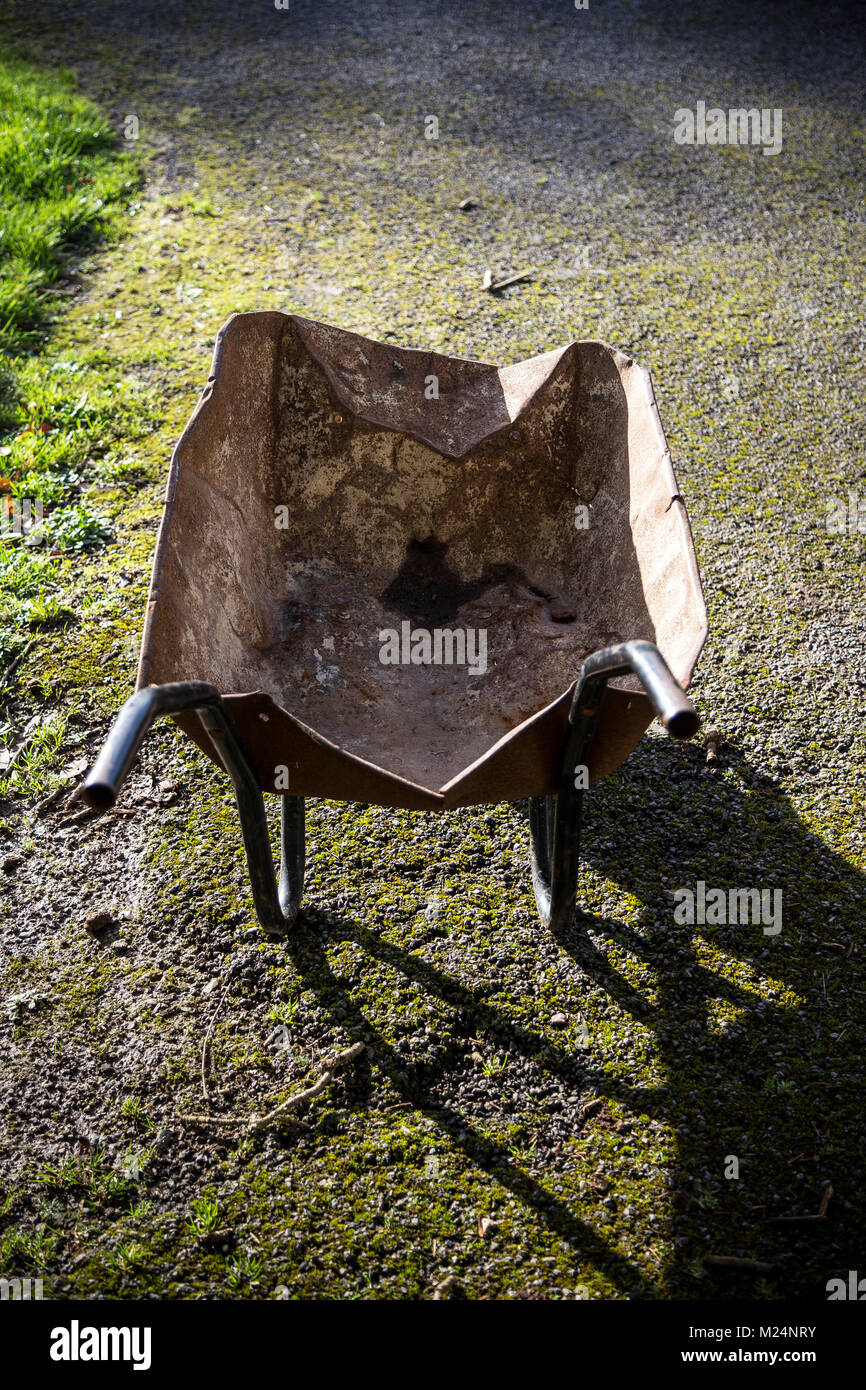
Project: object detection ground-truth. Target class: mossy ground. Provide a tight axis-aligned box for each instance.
[0,0,864,1300]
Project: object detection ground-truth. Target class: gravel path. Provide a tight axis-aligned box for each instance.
[0,0,863,1300]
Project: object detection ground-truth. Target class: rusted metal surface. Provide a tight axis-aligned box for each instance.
[138,312,707,808]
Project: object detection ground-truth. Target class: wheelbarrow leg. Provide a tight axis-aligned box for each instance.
[277,793,305,925]
[82,682,305,935]
[529,785,584,936]
[529,641,700,933]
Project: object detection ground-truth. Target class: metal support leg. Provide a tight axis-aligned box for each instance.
[529,640,699,933]
[82,682,304,934]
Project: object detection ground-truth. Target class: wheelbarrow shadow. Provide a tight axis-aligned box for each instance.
[280,909,654,1297]
[278,735,865,1299]
[560,736,866,1298]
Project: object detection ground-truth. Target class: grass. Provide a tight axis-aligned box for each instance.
[0,359,150,674]
[0,52,136,352]
[481,1056,508,1077]
[0,1222,58,1273]
[0,48,153,797]
[121,1095,155,1131]
[225,1251,263,1291]
[35,1144,154,1205]
[186,1197,221,1238]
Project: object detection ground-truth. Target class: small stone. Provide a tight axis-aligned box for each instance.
[2,855,22,873]
[550,1013,568,1027]
[154,1128,176,1152]
[85,911,115,938]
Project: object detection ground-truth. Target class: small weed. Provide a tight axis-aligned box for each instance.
[268,999,300,1026]
[35,1145,149,1206]
[226,1250,263,1290]
[44,503,112,553]
[0,1223,59,1274]
[186,1196,220,1238]
[481,1055,508,1078]
[120,1095,155,1131]
[23,593,72,628]
[127,1200,153,1224]
[763,1076,795,1095]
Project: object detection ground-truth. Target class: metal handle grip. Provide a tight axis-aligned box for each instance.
[83,681,220,810]
[572,640,699,740]
[532,638,699,934]
[81,681,303,934]
[623,641,699,738]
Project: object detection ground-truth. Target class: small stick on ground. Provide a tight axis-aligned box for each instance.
[576,1097,603,1125]
[484,269,532,293]
[431,1273,458,1300]
[58,806,98,827]
[183,1041,366,1133]
[246,1042,365,1134]
[34,785,67,817]
[0,639,34,694]
[201,976,234,1104]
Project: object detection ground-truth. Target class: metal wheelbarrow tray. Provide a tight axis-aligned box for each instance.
[84,312,707,933]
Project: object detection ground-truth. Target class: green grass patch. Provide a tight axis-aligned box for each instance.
[0,51,154,733]
[0,51,136,352]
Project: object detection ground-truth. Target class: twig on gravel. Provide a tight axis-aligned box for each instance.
[182,1041,366,1134]
[483,269,532,293]
[197,1228,235,1247]
[0,639,34,695]
[34,785,67,817]
[57,807,98,827]
[430,1273,458,1300]
[245,1042,365,1134]
[767,1181,835,1224]
[576,1097,603,1125]
[201,976,234,1104]
[766,1214,825,1224]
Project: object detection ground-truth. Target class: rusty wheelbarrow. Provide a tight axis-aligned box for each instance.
[84,313,707,934]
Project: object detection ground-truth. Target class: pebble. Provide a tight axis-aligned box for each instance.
[85,911,115,937]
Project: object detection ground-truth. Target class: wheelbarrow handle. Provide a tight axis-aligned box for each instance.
[83,682,221,810]
[533,640,699,934]
[570,639,699,740]
[82,681,304,934]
